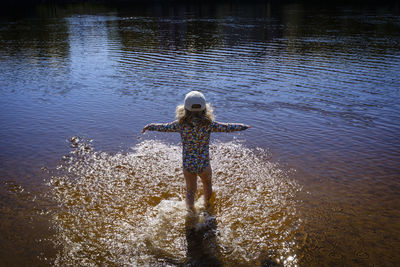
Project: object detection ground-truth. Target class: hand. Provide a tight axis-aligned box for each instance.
[142,126,148,134]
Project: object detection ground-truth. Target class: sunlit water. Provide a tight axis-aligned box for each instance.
[48,138,300,266]
[1,2,400,266]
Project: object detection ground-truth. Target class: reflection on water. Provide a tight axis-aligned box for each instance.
[1,1,400,266]
[48,138,300,266]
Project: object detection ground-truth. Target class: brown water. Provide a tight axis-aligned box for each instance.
[47,138,300,266]
[1,2,400,266]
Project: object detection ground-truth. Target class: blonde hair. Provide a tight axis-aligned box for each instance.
[176,103,214,126]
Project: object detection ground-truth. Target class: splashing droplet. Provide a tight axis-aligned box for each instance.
[47,138,302,266]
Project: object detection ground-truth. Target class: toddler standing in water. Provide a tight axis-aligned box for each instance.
[142,91,250,210]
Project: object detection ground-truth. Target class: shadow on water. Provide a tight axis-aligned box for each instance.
[150,206,224,267]
[184,208,222,267]
[183,208,282,267]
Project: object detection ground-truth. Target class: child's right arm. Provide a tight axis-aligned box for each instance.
[142,121,181,133]
[211,122,250,132]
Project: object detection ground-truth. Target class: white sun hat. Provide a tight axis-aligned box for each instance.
[184,91,206,111]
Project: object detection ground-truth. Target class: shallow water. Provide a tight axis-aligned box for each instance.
[1,1,400,266]
[48,138,300,266]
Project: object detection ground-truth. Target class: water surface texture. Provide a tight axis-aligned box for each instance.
[49,138,300,266]
[0,2,400,266]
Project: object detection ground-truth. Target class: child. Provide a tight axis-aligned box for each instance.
[142,91,250,210]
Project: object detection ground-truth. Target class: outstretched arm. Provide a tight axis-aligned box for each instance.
[142,121,181,133]
[211,121,250,132]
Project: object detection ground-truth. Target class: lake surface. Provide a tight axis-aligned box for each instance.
[1,1,400,266]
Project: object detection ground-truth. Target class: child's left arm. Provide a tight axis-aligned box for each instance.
[142,121,181,133]
[211,122,251,132]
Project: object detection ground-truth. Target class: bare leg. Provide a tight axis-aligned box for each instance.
[199,165,212,206]
[183,169,197,210]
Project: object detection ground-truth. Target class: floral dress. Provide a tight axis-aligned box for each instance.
[144,119,249,173]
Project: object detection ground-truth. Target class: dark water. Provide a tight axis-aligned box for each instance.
[1,2,400,266]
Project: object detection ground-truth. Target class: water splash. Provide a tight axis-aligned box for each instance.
[48,138,303,266]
